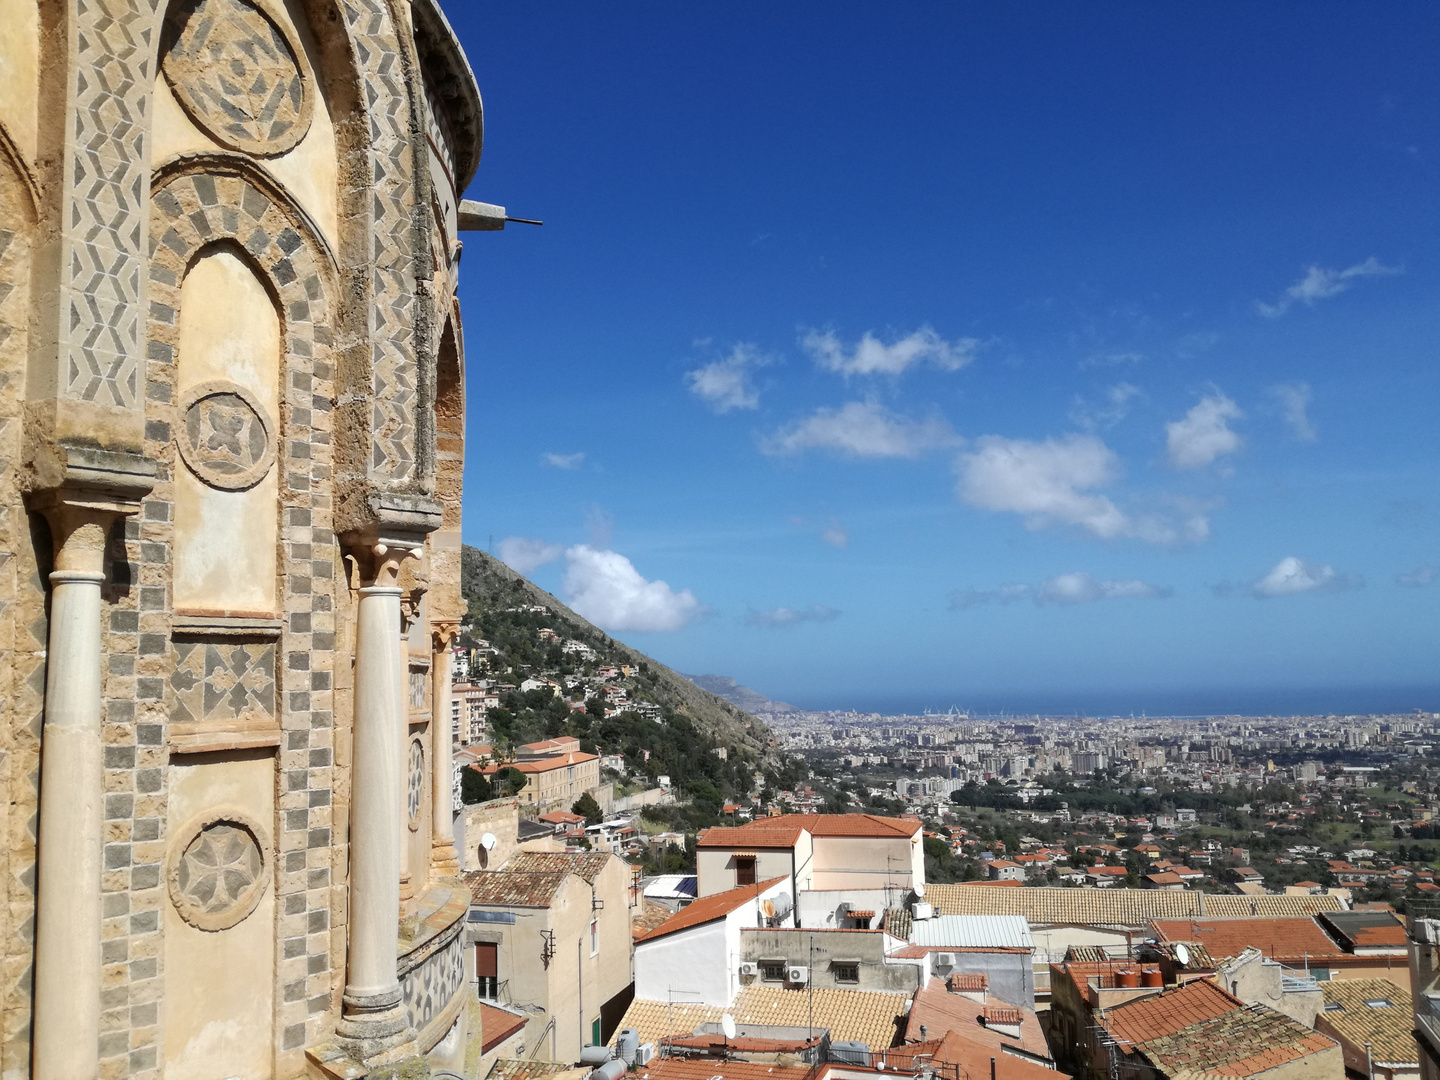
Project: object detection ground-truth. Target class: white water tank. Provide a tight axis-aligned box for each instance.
[616,1028,640,1066]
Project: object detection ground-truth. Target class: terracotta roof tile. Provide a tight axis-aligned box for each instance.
[1316,978,1417,1066]
[903,979,1047,1057]
[1136,1002,1338,1077]
[1103,978,1241,1049]
[928,884,1341,926]
[503,849,616,883]
[478,1003,527,1053]
[1150,917,1344,964]
[615,986,910,1053]
[467,870,572,908]
[635,878,787,942]
[696,813,921,849]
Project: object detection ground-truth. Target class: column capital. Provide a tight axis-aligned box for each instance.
[344,537,423,589]
[430,620,461,650]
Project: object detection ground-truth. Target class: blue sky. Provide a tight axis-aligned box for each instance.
[445,4,1440,715]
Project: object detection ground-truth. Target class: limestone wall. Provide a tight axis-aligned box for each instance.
[0,0,484,1075]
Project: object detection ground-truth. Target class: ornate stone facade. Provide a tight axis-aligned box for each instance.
[0,0,483,1076]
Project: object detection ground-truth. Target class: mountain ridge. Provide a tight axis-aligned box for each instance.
[460,545,782,770]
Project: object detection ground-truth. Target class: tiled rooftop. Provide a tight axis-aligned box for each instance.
[1103,978,1240,1049]
[927,884,1342,925]
[697,813,920,849]
[1318,910,1408,950]
[1316,977,1417,1066]
[615,986,910,1052]
[903,979,1047,1057]
[1150,916,1345,963]
[1137,1002,1337,1077]
[503,849,616,883]
[466,870,571,908]
[635,877,787,942]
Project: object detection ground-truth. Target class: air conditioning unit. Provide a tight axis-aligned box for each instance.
[739,962,758,977]
[787,965,809,985]
[934,952,956,969]
[635,1043,656,1066]
[913,901,934,921]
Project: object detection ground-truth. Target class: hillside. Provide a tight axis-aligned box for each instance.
[682,673,798,715]
[459,545,787,801]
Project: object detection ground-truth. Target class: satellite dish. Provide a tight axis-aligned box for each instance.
[480,832,497,852]
[913,884,925,898]
[1174,943,1191,967]
[721,1014,737,1041]
[762,900,775,918]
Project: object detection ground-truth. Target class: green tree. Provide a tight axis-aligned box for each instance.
[460,767,491,805]
[572,791,603,825]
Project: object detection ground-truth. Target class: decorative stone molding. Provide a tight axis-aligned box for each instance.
[167,807,272,932]
[160,0,315,156]
[175,379,277,490]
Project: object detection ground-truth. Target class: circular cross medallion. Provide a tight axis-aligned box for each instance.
[407,739,425,831]
[176,381,276,491]
[168,809,271,932]
[161,0,313,156]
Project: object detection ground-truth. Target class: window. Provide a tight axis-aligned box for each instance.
[760,961,787,982]
[590,918,599,957]
[736,856,756,886]
[833,963,860,984]
[475,942,498,999]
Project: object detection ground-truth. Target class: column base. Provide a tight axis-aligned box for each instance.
[334,987,413,1062]
[429,840,460,876]
[307,1042,428,1080]
[399,872,415,903]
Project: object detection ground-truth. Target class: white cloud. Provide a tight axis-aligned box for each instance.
[1166,393,1243,469]
[541,451,585,469]
[761,399,960,459]
[1036,572,1170,606]
[561,545,702,632]
[496,536,563,575]
[685,343,769,412]
[1249,556,1363,598]
[956,434,1127,538]
[956,434,1208,544]
[1270,383,1316,442]
[1257,257,1401,318]
[820,518,848,549]
[1070,382,1142,431]
[746,604,840,628]
[801,326,977,377]
[951,574,1168,608]
[1397,566,1439,588]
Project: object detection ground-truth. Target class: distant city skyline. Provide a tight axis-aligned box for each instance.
[448,4,1440,711]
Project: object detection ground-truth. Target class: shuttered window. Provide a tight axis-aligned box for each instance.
[476,942,498,998]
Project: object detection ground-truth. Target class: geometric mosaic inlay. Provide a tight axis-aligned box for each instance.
[161,0,312,155]
[170,640,276,724]
[407,738,424,829]
[402,926,465,1038]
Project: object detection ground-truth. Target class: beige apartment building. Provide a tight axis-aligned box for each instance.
[0,0,496,1076]
[484,750,601,809]
[466,851,636,1061]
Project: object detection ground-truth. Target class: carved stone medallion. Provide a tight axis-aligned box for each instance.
[168,809,271,931]
[176,381,276,490]
[408,738,425,830]
[161,0,313,156]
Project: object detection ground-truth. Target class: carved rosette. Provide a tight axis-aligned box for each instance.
[161,0,314,156]
[167,808,272,931]
[176,380,277,491]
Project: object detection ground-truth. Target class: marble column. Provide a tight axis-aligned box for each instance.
[430,622,460,874]
[31,496,133,1080]
[397,594,419,902]
[338,541,417,1050]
